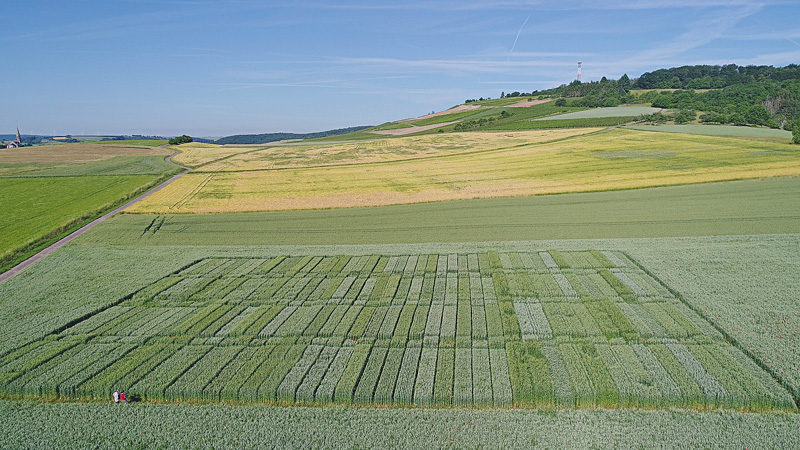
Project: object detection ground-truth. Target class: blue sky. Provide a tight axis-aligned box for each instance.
[2,0,799,137]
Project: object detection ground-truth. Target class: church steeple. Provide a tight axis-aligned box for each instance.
[6,128,22,148]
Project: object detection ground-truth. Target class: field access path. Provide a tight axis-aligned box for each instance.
[0,150,190,284]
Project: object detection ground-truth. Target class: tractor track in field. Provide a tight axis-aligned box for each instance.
[0,148,191,284]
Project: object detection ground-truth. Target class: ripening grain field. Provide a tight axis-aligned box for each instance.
[129,128,800,213]
[174,128,596,171]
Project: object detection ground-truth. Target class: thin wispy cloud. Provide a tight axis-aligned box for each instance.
[508,15,531,61]
[613,4,764,68]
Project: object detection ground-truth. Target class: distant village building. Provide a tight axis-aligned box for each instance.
[6,128,22,148]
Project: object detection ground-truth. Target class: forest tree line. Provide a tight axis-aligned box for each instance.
[509,64,800,130]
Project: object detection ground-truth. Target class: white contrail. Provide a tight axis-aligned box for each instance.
[508,15,531,61]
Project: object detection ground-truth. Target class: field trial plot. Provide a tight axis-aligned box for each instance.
[628,236,800,403]
[128,128,800,213]
[1,251,792,411]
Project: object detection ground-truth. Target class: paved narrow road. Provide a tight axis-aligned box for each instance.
[0,150,190,284]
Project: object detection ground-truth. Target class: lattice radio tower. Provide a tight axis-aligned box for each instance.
[577,61,582,82]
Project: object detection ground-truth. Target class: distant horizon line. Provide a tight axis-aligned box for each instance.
[0,129,369,140]
[1,123,381,140]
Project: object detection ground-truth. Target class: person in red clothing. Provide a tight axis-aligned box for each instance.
[120,391,127,404]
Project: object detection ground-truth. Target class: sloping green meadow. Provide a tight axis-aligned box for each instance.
[1,250,792,411]
[0,175,163,272]
[0,142,179,272]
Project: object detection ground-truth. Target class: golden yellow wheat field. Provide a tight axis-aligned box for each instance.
[128,128,800,213]
[168,143,257,168]
[175,128,598,171]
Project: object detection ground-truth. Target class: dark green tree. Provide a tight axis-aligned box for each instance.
[674,109,696,124]
[793,122,800,144]
[730,113,747,126]
[650,93,672,108]
[618,74,631,93]
[168,135,193,145]
[700,112,727,124]
[601,97,621,107]
[744,105,770,126]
